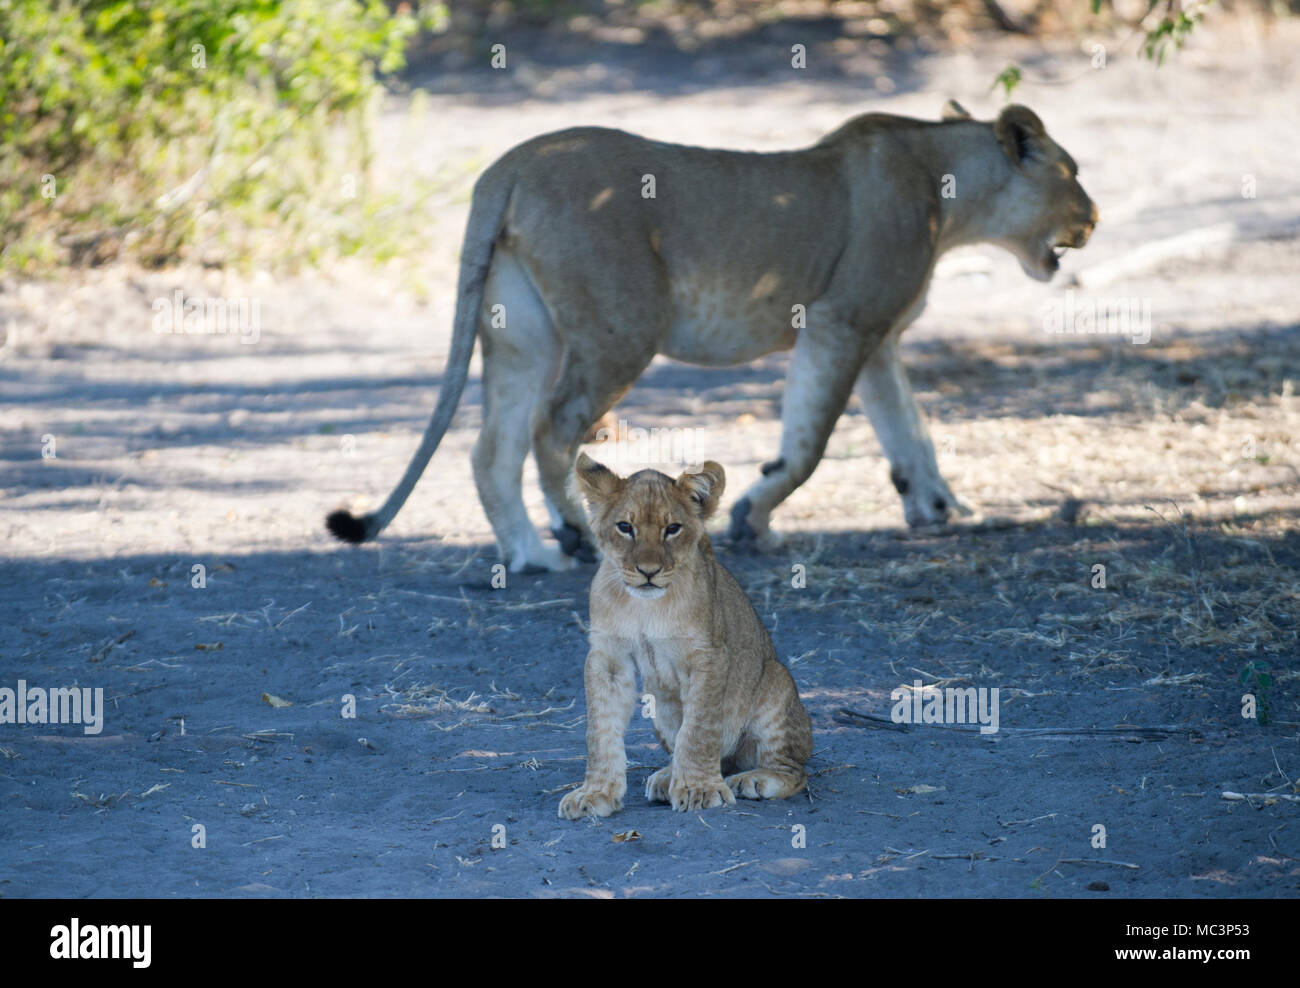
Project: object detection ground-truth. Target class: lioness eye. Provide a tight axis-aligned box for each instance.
[665,523,682,536]
[616,521,633,536]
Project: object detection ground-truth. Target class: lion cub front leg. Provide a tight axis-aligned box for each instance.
[559,648,636,820]
[667,656,736,812]
[643,691,681,804]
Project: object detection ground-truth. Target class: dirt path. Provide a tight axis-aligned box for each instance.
[1,24,1297,897]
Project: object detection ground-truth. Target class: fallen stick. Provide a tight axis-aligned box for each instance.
[833,710,910,732]
[932,853,999,861]
[1222,791,1300,804]
[999,813,1057,828]
[833,709,1203,741]
[89,629,136,663]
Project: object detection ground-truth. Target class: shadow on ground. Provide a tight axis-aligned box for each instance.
[402,16,933,103]
[2,513,1296,897]
[4,321,1295,460]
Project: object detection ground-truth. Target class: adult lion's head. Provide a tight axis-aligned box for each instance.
[984,103,1098,282]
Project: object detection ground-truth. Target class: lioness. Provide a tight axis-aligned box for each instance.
[328,101,1096,571]
[558,453,813,818]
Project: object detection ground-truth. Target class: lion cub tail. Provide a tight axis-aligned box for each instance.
[326,171,515,545]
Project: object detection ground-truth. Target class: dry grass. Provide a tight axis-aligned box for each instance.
[378,679,577,731]
[717,329,1299,681]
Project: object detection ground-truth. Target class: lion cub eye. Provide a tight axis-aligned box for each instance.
[664,523,682,537]
[616,522,634,536]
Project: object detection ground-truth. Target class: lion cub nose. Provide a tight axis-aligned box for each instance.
[636,564,661,580]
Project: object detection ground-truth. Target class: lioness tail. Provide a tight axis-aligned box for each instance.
[326,171,514,544]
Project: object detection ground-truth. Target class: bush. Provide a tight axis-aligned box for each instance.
[0,0,444,270]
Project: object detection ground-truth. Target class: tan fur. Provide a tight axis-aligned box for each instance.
[558,454,813,818]
[329,103,1097,570]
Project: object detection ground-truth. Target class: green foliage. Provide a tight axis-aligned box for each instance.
[990,64,1022,99]
[0,0,447,270]
[990,0,1213,99]
[1141,4,1209,65]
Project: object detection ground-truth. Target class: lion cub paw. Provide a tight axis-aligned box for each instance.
[645,767,672,803]
[669,775,736,812]
[558,785,623,820]
[725,768,806,801]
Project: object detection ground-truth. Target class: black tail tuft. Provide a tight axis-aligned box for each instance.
[327,510,371,544]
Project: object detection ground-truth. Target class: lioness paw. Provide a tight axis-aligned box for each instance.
[727,497,760,543]
[668,776,735,812]
[551,523,600,564]
[510,545,577,575]
[890,465,973,528]
[558,785,622,820]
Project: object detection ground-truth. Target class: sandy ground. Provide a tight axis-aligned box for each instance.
[2,20,1298,897]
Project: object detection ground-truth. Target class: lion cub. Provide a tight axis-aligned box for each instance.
[558,454,813,818]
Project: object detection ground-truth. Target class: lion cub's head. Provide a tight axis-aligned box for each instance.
[572,454,725,600]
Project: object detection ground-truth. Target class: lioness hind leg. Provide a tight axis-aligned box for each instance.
[532,335,657,560]
[473,252,573,573]
[533,392,604,561]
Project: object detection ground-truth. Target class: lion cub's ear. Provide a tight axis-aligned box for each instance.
[994,104,1046,165]
[941,99,971,121]
[676,461,726,519]
[573,452,623,503]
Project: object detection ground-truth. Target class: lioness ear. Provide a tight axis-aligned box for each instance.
[676,461,726,519]
[941,99,971,121]
[573,452,623,503]
[994,104,1045,166]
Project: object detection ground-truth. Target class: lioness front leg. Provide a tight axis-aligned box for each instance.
[729,318,866,542]
[559,648,636,819]
[667,656,736,812]
[854,335,971,528]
